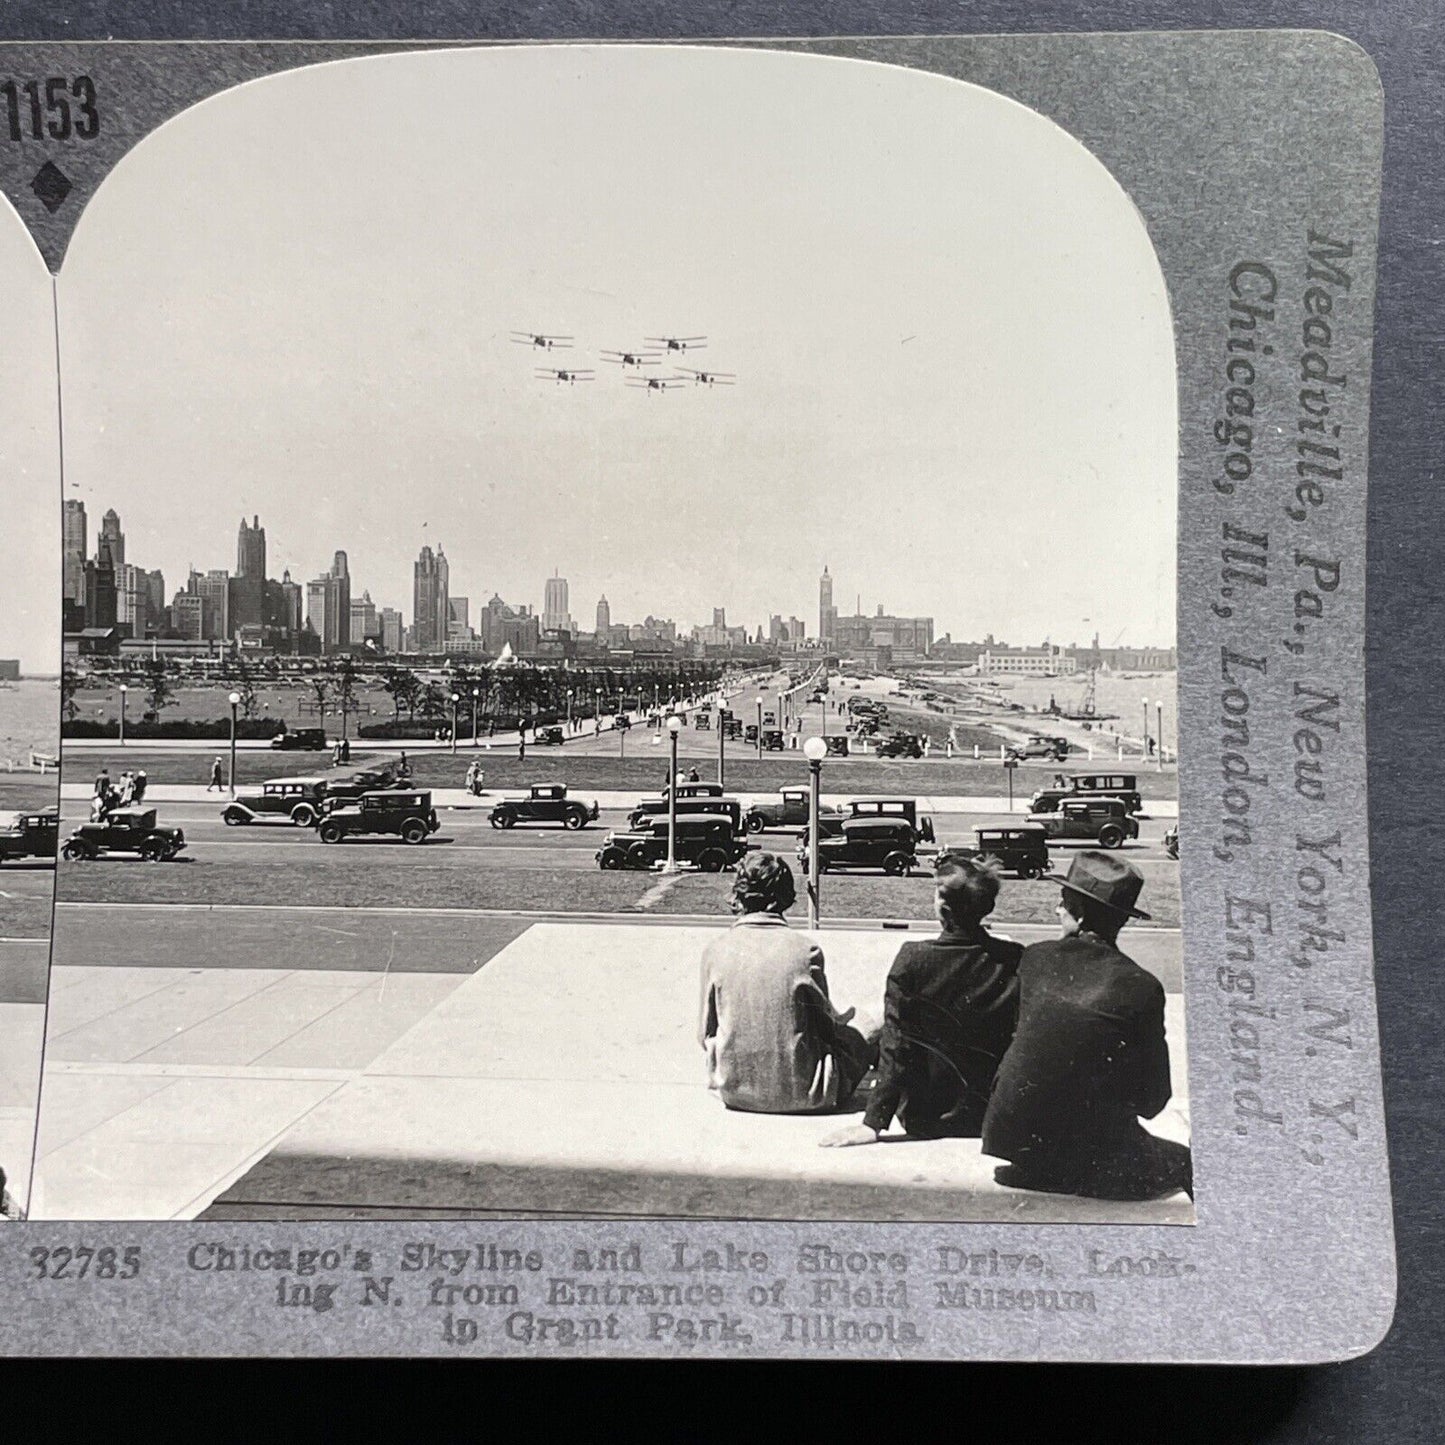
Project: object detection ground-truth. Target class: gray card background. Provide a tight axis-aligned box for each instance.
[0,5,1433,1421]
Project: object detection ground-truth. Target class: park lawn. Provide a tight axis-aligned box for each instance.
[0,869,58,937]
[59,747,368,788]
[0,778,60,812]
[55,857,664,914]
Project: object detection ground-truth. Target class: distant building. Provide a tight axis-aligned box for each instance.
[819,565,835,644]
[63,500,87,609]
[978,644,1076,675]
[115,563,150,638]
[412,545,450,653]
[84,541,118,632]
[99,509,125,569]
[0,660,20,681]
[542,573,571,634]
[351,590,381,646]
[192,569,231,641]
[595,594,610,636]
[831,603,933,662]
[380,607,403,653]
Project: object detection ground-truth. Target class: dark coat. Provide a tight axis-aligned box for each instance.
[862,927,1022,1137]
[983,932,1172,1169]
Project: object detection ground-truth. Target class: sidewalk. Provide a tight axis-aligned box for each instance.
[59,781,1178,819]
[32,922,1189,1223]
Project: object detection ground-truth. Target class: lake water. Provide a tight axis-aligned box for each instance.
[0,678,59,763]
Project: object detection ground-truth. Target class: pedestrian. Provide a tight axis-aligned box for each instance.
[698,853,878,1114]
[207,757,224,792]
[133,770,148,803]
[0,1165,24,1221]
[687,767,700,783]
[983,852,1193,1201]
[820,857,1021,1147]
[94,766,110,800]
[117,770,135,807]
[397,750,411,781]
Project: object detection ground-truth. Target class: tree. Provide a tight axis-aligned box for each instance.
[60,663,79,723]
[230,651,260,720]
[380,665,421,723]
[142,657,176,723]
[416,681,449,723]
[307,675,332,727]
[334,657,358,737]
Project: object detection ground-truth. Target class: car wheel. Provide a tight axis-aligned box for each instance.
[61,841,89,862]
[222,808,246,826]
[1098,826,1124,849]
[1019,863,1042,880]
[626,843,650,870]
[319,822,344,844]
[401,819,428,845]
[698,849,726,873]
[745,814,766,834]
[564,810,585,830]
[883,851,910,876]
[600,849,623,870]
[496,811,517,830]
[139,840,165,862]
[291,804,316,827]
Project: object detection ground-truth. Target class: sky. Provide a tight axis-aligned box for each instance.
[0,203,59,675]
[55,43,1176,649]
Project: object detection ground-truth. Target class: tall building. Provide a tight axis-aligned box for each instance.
[116,563,150,637]
[306,553,351,653]
[351,590,380,645]
[713,607,726,630]
[84,542,118,631]
[412,545,450,652]
[172,592,205,640]
[63,499,87,608]
[146,570,167,629]
[819,565,835,644]
[447,597,472,641]
[236,515,266,579]
[229,515,268,634]
[193,569,231,641]
[380,607,404,653]
[595,595,610,636]
[100,509,125,569]
[542,572,571,634]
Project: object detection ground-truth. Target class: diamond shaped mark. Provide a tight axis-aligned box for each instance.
[31,160,72,214]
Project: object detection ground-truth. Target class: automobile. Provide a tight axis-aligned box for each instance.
[612,714,632,731]
[722,718,744,740]
[1026,798,1139,849]
[1164,824,1179,860]
[221,776,330,827]
[743,788,846,835]
[489,784,600,830]
[1028,773,1144,816]
[762,711,776,725]
[596,815,750,872]
[824,736,850,758]
[937,824,1051,880]
[846,797,935,843]
[1007,734,1071,762]
[878,732,925,759]
[270,727,327,751]
[694,712,711,730]
[628,796,744,836]
[61,807,186,862]
[801,815,925,876]
[536,727,566,746]
[317,790,440,845]
[744,724,759,744]
[761,728,786,751]
[627,781,725,825]
[0,806,59,863]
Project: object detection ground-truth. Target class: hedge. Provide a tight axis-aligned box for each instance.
[62,717,288,740]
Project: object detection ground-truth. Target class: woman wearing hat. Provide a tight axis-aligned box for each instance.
[982,850,1192,1201]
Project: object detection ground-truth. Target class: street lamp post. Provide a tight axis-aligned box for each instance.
[450,694,459,755]
[471,688,480,746]
[803,736,828,928]
[227,691,241,796]
[717,688,726,789]
[1141,697,1150,761]
[1157,701,1165,771]
[756,698,763,759]
[664,715,683,873]
[595,688,602,736]
[118,684,127,747]
[566,688,573,733]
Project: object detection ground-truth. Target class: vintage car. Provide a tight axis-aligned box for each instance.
[1164,824,1179,860]
[693,711,711,730]
[596,815,750,872]
[317,790,440,845]
[1007,734,1071,762]
[612,714,632,732]
[743,723,760,745]
[801,815,926,876]
[536,726,566,746]
[628,788,742,834]
[761,728,786,752]
[269,727,327,751]
[844,797,935,842]
[1026,798,1139,849]
[878,732,925,759]
[743,789,846,835]
[61,807,186,862]
[1028,772,1144,816]
[0,806,59,864]
[937,824,1051,880]
[222,776,330,827]
[489,784,600,830]
[762,711,776,725]
[824,736,850,758]
[722,717,744,740]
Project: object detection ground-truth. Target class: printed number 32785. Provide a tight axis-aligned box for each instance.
[1,78,101,142]
[30,1245,140,1279]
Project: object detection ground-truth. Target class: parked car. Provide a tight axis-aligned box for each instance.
[801,816,925,876]
[489,784,600,830]
[761,728,786,751]
[694,712,711,730]
[938,824,1051,880]
[878,732,925,759]
[743,789,846,835]
[628,794,744,835]
[1164,824,1179,860]
[744,724,760,744]
[722,718,744,740]
[824,736,850,758]
[222,776,330,827]
[841,797,935,843]
[1026,798,1139,849]
[61,807,186,862]
[1029,772,1144,816]
[270,728,327,751]
[612,714,632,731]
[596,815,750,872]
[317,790,440,845]
[0,806,59,863]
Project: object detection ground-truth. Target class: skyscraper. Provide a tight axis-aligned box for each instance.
[63,499,87,608]
[85,540,118,630]
[543,572,571,634]
[236,515,266,579]
[819,565,835,644]
[306,552,351,653]
[413,545,450,652]
[380,607,403,653]
[595,595,610,635]
[100,509,125,569]
[231,515,268,633]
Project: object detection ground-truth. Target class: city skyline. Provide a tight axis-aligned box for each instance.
[52,45,1175,656]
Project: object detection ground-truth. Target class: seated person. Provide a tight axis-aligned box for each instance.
[983,851,1192,1201]
[820,856,1022,1148]
[698,852,876,1113]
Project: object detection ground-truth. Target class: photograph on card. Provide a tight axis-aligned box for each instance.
[33,44,1189,1224]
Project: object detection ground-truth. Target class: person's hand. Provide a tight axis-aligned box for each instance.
[834,1005,856,1025]
[819,1124,879,1148]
